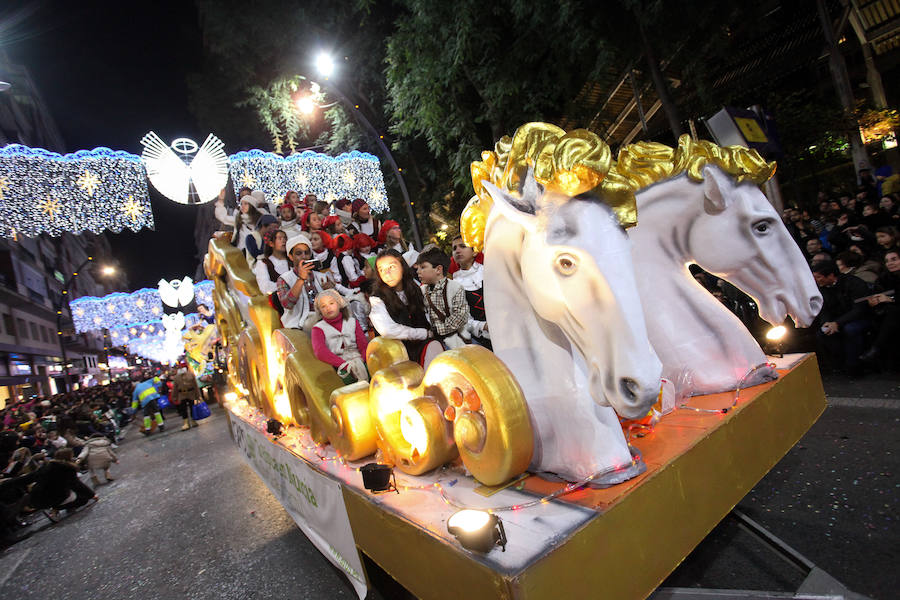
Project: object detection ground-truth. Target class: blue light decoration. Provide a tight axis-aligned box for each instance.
[0,145,154,238]
[109,313,207,364]
[70,280,215,333]
[228,149,389,212]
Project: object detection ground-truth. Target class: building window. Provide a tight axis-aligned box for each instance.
[17,318,27,339]
[29,322,38,340]
[2,314,12,336]
[41,326,49,343]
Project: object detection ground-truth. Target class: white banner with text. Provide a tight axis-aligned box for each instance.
[229,412,367,598]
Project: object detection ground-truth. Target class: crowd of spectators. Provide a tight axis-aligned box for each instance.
[0,379,135,543]
[783,182,899,375]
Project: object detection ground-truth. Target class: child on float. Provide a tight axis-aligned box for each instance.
[353,233,377,271]
[322,215,346,235]
[277,191,304,237]
[310,230,337,272]
[416,248,470,349]
[276,234,318,331]
[244,214,278,268]
[330,234,366,289]
[334,198,353,226]
[253,230,290,295]
[369,249,434,361]
[379,220,419,266]
[214,188,262,251]
[301,210,324,234]
[348,199,382,238]
[449,233,490,348]
[311,290,370,383]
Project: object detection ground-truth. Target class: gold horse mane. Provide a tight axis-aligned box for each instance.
[461,124,776,252]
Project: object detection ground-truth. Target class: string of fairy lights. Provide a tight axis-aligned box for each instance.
[229,149,389,212]
[0,145,154,238]
[0,138,392,240]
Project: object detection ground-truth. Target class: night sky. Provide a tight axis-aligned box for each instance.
[5,2,207,289]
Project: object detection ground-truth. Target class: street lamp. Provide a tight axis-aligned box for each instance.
[55,257,117,391]
[306,53,422,248]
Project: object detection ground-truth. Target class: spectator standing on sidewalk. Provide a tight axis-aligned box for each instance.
[173,364,200,431]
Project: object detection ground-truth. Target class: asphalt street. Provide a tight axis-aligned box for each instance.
[0,375,896,600]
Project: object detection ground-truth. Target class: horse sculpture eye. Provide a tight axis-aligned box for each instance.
[555,254,577,275]
[753,221,771,235]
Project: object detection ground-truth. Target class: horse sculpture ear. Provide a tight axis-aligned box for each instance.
[702,164,731,215]
[482,180,538,232]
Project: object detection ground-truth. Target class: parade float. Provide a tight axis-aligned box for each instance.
[207,123,828,600]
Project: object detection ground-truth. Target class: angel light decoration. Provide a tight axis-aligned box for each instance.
[140,132,228,204]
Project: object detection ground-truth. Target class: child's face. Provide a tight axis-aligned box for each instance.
[309,213,323,231]
[317,296,342,320]
[451,238,475,267]
[416,261,441,285]
[311,233,324,252]
[359,244,372,254]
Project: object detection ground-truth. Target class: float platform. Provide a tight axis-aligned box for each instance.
[224,353,826,600]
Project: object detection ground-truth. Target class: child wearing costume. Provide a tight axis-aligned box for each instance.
[311,290,369,383]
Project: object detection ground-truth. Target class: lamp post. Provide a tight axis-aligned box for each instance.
[303,55,422,248]
[54,257,116,391]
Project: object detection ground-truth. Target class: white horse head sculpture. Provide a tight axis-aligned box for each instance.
[630,163,822,394]
[482,171,662,482]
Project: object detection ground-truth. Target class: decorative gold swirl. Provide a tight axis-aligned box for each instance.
[422,346,532,486]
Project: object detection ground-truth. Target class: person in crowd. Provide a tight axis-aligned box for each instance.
[835,250,879,285]
[60,429,84,456]
[301,209,324,233]
[215,189,263,251]
[197,303,216,326]
[173,364,200,431]
[322,215,346,235]
[450,234,490,348]
[879,194,898,222]
[334,198,353,225]
[76,433,118,486]
[861,250,900,364]
[874,226,899,260]
[253,230,290,296]
[805,238,827,261]
[278,194,303,237]
[379,220,419,265]
[131,376,166,436]
[348,199,382,238]
[311,290,369,383]
[46,429,67,454]
[353,233,376,269]
[310,230,336,271]
[2,447,40,478]
[416,248,470,349]
[330,234,366,289]
[14,448,96,523]
[369,249,432,359]
[276,234,318,330]
[812,260,872,375]
[245,214,278,267]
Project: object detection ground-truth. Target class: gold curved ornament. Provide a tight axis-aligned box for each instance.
[422,346,532,486]
[369,361,457,475]
[365,336,409,375]
[329,381,378,460]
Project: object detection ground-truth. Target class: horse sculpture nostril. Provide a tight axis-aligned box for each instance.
[619,378,640,401]
[809,296,823,315]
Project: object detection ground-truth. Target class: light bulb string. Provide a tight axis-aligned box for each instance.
[677,362,777,415]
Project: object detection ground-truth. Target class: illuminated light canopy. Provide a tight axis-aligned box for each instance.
[228,149,389,213]
[141,132,229,205]
[0,144,153,238]
[70,280,214,333]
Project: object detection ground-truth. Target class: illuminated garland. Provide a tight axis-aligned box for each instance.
[109,313,206,363]
[229,150,389,212]
[0,145,154,238]
[70,280,215,333]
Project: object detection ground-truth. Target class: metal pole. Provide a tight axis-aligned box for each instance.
[316,79,423,249]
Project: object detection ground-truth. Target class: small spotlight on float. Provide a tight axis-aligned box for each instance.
[765,325,787,341]
[765,325,788,358]
[266,418,284,437]
[447,509,507,553]
[224,391,237,403]
[360,463,397,494]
